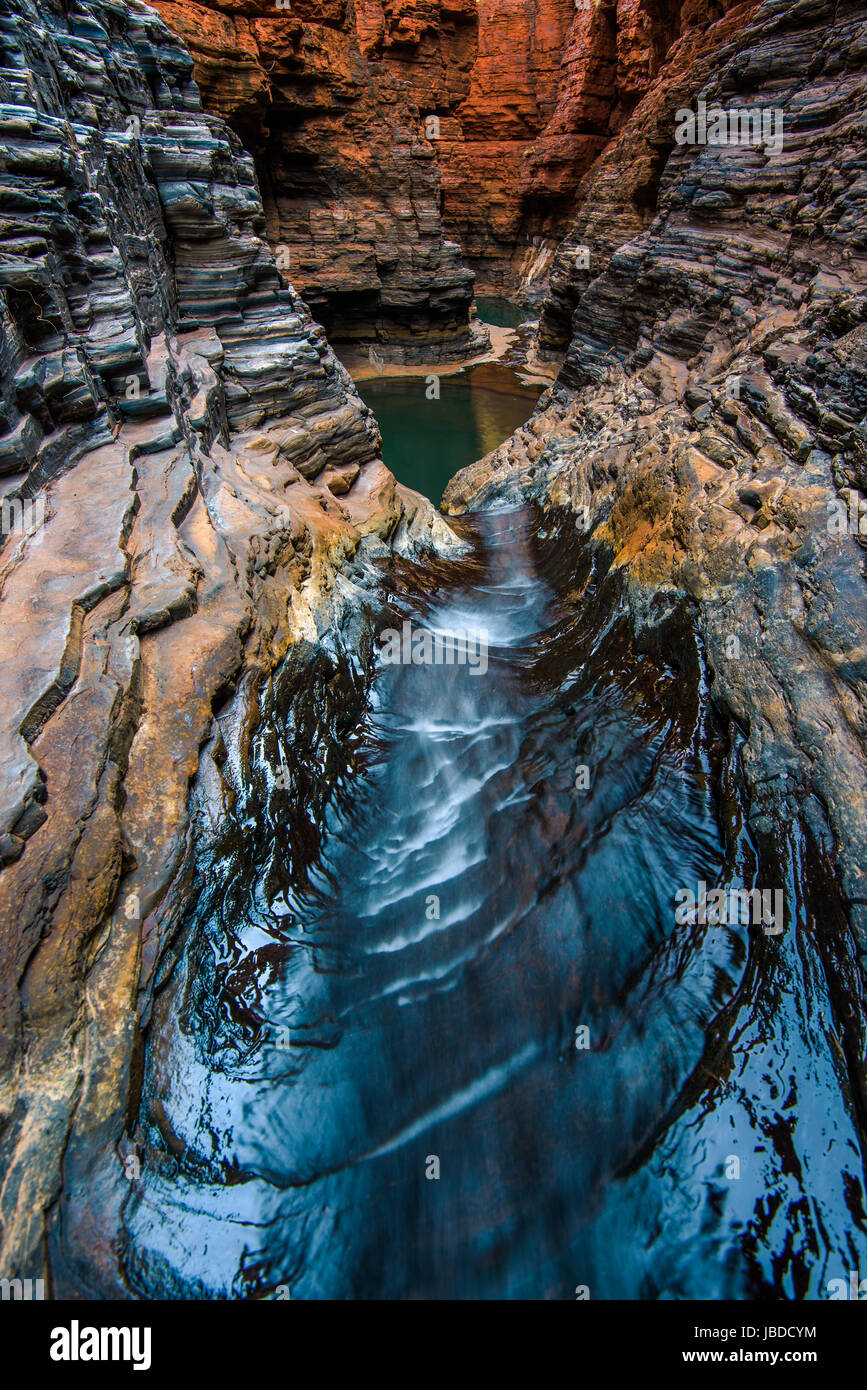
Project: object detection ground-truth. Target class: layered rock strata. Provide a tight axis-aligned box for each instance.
[537,0,761,350]
[151,0,489,362]
[439,0,725,293]
[0,0,461,1289]
[153,1,752,325]
[446,0,867,1076]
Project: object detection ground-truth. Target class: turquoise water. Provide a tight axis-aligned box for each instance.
[475,297,533,329]
[356,362,541,504]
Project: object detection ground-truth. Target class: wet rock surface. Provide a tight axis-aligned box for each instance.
[122,500,866,1299]
[445,0,867,1145]
[2,0,867,1302]
[0,0,462,1291]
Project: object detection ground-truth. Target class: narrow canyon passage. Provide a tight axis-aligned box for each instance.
[124,499,867,1300]
[3,0,867,1329]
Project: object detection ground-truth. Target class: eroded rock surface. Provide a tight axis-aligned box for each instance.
[440,0,748,293]
[150,0,490,361]
[0,0,462,1290]
[154,1,752,319]
[446,0,867,1066]
[4,0,867,1301]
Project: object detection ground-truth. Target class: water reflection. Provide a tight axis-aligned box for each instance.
[356,365,541,504]
[475,298,533,330]
[126,508,867,1300]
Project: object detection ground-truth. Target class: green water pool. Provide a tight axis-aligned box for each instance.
[475,297,534,329]
[356,362,542,506]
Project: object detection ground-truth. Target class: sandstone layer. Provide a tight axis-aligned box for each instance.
[439,0,747,293]
[153,1,753,323]
[0,0,462,1290]
[537,0,762,349]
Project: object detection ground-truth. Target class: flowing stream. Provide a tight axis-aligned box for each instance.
[123,380,867,1301]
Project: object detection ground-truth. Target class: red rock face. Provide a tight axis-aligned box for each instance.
[538,0,761,352]
[154,0,748,322]
[438,0,746,292]
[153,0,486,362]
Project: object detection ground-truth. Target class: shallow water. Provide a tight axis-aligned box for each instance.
[126,505,867,1300]
[356,364,540,503]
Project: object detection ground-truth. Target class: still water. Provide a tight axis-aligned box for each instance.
[476,297,533,329]
[356,363,541,504]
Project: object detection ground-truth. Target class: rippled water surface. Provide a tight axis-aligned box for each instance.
[127,506,867,1300]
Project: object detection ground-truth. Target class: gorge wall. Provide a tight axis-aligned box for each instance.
[2,0,867,1299]
[152,0,750,341]
[445,0,867,1111]
[150,0,489,360]
[437,0,748,292]
[0,0,460,1290]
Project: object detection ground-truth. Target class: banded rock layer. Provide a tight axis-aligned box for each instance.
[151,0,490,362]
[446,0,867,1051]
[439,0,747,293]
[154,0,751,321]
[0,0,459,1290]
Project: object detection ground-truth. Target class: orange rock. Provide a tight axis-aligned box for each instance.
[155,0,751,303]
[153,0,487,363]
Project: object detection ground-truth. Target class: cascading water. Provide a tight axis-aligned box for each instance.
[123,495,867,1299]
